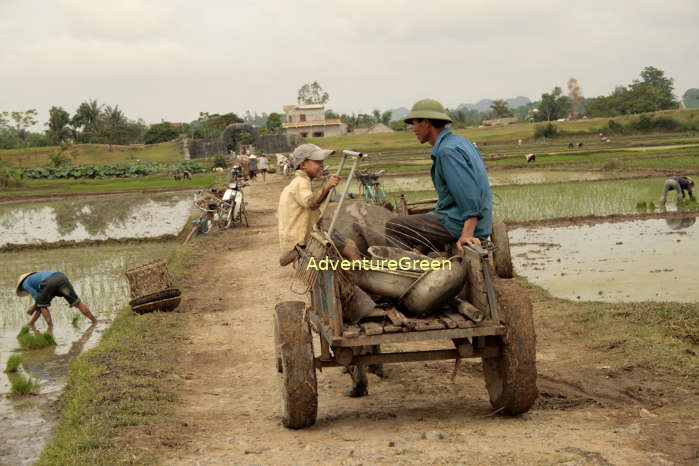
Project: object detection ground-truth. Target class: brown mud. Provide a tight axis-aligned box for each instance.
[507,209,699,229]
[0,234,182,253]
[0,186,198,206]
[113,176,699,465]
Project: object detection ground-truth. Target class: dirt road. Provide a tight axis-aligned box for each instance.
[151,177,697,465]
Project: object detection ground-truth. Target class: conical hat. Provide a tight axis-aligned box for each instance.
[16,272,36,297]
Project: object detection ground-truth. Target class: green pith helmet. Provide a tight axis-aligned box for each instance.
[403,98,452,124]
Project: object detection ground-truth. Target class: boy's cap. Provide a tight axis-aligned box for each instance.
[291,144,334,168]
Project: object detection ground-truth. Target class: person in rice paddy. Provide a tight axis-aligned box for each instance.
[16,271,97,332]
[659,176,694,205]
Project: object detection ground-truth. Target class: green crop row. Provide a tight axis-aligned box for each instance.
[19,160,206,180]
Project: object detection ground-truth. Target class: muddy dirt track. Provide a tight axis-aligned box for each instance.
[132,176,698,465]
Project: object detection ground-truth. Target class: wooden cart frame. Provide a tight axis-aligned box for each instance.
[274,202,537,429]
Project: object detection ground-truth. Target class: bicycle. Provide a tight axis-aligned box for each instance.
[357,168,393,211]
[192,192,219,235]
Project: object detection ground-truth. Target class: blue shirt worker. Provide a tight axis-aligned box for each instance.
[386,98,493,253]
[16,271,97,331]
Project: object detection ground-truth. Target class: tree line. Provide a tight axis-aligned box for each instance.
[0,100,148,150]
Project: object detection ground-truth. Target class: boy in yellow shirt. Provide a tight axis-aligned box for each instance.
[278,143,361,266]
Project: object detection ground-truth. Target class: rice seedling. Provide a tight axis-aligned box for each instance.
[391,177,677,222]
[5,354,22,373]
[10,374,39,395]
[17,329,57,350]
[71,314,80,327]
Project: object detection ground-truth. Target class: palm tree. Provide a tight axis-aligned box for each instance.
[71,99,103,141]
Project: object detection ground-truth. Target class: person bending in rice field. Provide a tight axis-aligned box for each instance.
[659,176,694,206]
[16,271,97,332]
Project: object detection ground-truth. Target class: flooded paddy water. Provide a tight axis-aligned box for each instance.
[0,191,195,247]
[510,217,698,302]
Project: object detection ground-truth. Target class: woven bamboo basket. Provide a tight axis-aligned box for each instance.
[125,259,173,299]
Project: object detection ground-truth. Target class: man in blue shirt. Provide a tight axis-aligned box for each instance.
[16,271,97,331]
[386,98,493,253]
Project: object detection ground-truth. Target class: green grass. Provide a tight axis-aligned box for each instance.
[17,329,57,350]
[5,354,23,372]
[0,172,225,199]
[0,139,184,168]
[576,301,699,387]
[37,308,183,465]
[602,154,699,169]
[10,374,40,395]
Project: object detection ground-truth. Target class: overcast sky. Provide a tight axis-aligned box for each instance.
[2,0,697,127]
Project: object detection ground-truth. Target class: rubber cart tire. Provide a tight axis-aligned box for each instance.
[274,301,317,429]
[482,278,537,415]
[491,217,514,278]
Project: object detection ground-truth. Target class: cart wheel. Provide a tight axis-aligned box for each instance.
[482,278,537,415]
[491,218,514,278]
[274,301,317,429]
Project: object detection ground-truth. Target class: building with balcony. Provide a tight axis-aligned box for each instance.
[282,104,347,138]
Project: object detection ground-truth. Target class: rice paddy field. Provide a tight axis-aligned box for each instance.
[0,241,177,464]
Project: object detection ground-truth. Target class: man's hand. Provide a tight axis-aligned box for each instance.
[324,175,341,190]
[456,235,481,252]
[26,304,36,315]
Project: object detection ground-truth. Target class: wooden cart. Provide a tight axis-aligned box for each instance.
[274,214,537,429]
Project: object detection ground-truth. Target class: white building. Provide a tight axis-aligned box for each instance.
[282,104,347,138]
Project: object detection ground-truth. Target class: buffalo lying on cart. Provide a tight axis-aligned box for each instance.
[274,200,537,429]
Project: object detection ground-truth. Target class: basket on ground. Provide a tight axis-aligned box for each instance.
[125,260,181,314]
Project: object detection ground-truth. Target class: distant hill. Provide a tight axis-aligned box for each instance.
[683,89,699,109]
[388,107,410,122]
[457,96,531,113]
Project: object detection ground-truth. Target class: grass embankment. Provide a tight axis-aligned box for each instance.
[0,172,226,200]
[0,139,184,168]
[37,239,208,465]
[519,278,699,389]
[577,301,699,387]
